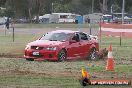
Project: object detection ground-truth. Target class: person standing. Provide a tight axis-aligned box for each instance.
[5,17,10,29]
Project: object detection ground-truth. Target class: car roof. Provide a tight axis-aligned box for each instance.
[49,30,79,34]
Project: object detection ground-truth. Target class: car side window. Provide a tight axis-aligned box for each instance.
[87,35,91,40]
[72,34,80,42]
[80,33,88,40]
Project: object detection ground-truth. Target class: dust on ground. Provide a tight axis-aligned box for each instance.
[0,58,131,80]
[0,65,131,80]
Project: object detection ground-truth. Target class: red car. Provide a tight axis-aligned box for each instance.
[24,30,99,61]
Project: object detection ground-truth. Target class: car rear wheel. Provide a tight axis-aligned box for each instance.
[58,49,67,62]
[89,48,97,60]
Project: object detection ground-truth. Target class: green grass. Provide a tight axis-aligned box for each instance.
[14,23,99,28]
[101,35,132,46]
[0,75,80,88]
[0,75,131,88]
[0,58,131,88]
[100,35,132,61]
[0,34,39,55]
[0,25,132,88]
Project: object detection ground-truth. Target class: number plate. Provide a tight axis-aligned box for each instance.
[32,52,40,56]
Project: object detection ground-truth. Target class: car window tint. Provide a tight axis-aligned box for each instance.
[72,34,80,42]
[80,33,88,40]
[40,32,70,41]
[87,35,91,40]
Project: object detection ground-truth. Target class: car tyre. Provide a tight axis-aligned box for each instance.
[89,48,97,60]
[58,49,67,62]
[26,58,34,61]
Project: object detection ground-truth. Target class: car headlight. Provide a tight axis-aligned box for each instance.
[25,45,30,50]
[46,47,57,51]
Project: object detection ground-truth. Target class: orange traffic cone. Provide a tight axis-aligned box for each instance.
[81,68,91,86]
[82,68,89,78]
[106,44,114,71]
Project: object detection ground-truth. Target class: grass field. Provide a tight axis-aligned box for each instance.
[0,24,132,88]
[14,23,99,28]
[0,58,131,88]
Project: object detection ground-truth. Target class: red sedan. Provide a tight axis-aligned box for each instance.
[24,30,99,61]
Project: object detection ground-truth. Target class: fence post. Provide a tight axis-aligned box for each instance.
[12,27,14,42]
[120,32,122,46]
[99,18,102,49]
[89,23,92,35]
[4,25,6,36]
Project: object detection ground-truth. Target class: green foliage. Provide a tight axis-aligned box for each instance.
[1,0,132,18]
[0,8,14,17]
[70,0,91,15]
[5,0,29,18]
[125,0,132,13]
[0,0,6,6]
[53,2,71,13]
[2,0,73,19]
[0,9,4,16]
[80,0,91,7]
[59,0,72,4]
[3,8,15,17]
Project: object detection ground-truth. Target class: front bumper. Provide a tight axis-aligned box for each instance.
[24,49,58,61]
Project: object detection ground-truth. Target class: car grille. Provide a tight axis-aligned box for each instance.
[31,46,44,50]
[32,54,43,57]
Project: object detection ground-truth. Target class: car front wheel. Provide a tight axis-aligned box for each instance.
[58,49,67,62]
[89,48,97,60]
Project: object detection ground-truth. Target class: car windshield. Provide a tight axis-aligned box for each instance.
[40,32,70,41]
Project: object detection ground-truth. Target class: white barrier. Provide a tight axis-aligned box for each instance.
[101,27,132,32]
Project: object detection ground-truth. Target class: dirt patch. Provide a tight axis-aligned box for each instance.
[116,58,132,65]
[0,68,81,78]
[0,48,108,60]
[0,68,131,80]
[97,48,108,60]
[0,53,23,58]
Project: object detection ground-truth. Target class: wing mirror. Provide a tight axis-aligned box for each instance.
[69,40,77,43]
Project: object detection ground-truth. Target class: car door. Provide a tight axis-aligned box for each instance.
[79,32,91,57]
[67,33,81,58]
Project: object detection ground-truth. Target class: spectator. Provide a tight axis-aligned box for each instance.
[85,17,90,23]
[5,17,10,29]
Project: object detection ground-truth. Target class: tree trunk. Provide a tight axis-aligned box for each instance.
[36,14,39,23]
[28,8,32,23]
[102,0,108,14]
[35,0,40,23]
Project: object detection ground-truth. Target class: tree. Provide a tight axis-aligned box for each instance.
[53,2,71,13]
[0,0,6,7]
[5,0,47,23]
[2,0,132,20]
[5,0,29,18]
[33,0,46,23]
[71,0,92,14]
[115,0,132,13]
[59,0,72,4]
[80,0,93,13]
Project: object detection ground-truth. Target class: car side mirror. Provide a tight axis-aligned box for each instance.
[69,40,77,43]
